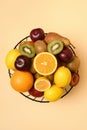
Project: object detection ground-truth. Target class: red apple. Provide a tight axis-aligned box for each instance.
[30,28,45,41]
[58,47,73,63]
[29,87,44,97]
[70,72,80,87]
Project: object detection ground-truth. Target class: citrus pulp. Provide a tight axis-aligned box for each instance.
[34,77,51,92]
[34,52,57,76]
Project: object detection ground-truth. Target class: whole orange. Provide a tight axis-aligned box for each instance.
[10,70,34,92]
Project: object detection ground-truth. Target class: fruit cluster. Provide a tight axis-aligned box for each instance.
[5,28,80,102]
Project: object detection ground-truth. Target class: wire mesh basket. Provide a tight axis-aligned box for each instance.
[8,34,79,103]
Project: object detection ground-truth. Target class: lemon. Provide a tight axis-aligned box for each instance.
[54,66,71,88]
[44,85,64,102]
[5,49,21,70]
[34,77,51,92]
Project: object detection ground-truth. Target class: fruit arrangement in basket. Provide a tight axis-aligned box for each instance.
[5,28,80,102]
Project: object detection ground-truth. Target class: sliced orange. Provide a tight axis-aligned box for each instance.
[34,77,51,92]
[34,52,58,76]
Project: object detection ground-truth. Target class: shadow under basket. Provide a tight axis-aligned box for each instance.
[8,35,79,103]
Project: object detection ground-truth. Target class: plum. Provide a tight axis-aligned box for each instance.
[30,28,45,41]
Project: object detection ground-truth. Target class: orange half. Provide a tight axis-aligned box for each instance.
[34,52,58,76]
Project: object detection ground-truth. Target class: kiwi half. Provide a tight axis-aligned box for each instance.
[19,43,35,58]
[47,40,64,55]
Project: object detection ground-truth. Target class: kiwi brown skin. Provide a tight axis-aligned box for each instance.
[34,40,47,54]
[66,56,80,72]
[44,32,70,46]
[45,74,54,83]
[34,73,42,79]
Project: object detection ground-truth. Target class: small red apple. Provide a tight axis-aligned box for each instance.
[29,87,44,97]
[58,47,73,63]
[70,72,80,87]
[30,28,45,41]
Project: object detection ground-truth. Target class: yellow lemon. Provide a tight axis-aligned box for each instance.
[44,85,64,102]
[5,49,21,70]
[34,77,51,92]
[54,66,71,87]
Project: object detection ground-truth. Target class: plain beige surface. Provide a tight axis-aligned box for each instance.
[0,0,87,130]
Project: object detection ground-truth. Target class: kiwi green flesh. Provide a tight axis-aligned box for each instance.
[47,40,64,55]
[19,44,35,58]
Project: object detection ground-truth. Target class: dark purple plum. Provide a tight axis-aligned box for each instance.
[30,28,45,41]
[15,55,31,71]
[58,47,73,63]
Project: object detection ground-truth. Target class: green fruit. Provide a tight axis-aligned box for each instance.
[19,43,35,58]
[47,40,64,55]
[34,40,47,54]
[44,85,64,102]
[67,56,80,72]
[5,49,21,70]
[54,66,71,87]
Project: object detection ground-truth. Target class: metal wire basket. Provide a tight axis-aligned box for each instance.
[8,35,78,103]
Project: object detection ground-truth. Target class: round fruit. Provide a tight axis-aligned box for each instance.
[45,74,54,83]
[70,72,80,87]
[29,58,36,74]
[58,47,73,62]
[34,77,51,92]
[15,55,31,71]
[19,43,35,58]
[47,40,64,55]
[29,87,44,97]
[34,73,42,79]
[30,28,45,41]
[44,85,64,102]
[10,71,34,92]
[34,52,58,76]
[5,49,21,70]
[54,66,71,87]
[66,56,80,72]
[34,40,47,54]
[45,32,70,46]
[19,41,34,48]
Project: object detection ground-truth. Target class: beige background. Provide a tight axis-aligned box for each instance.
[0,0,87,130]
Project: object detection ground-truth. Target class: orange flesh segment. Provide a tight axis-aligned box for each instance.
[34,52,57,75]
[36,80,49,90]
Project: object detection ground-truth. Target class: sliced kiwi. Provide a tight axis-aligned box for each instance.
[19,43,35,58]
[47,40,64,55]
